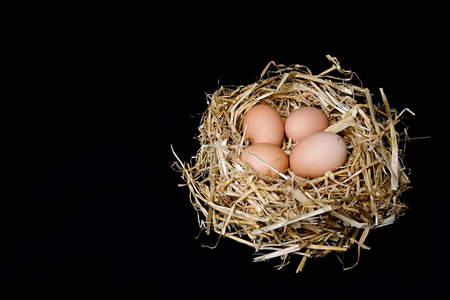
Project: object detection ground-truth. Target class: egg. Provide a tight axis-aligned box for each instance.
[289,132,347,179]
[242,104,284,147]
[285,107,329,143]
[240,143,289,178]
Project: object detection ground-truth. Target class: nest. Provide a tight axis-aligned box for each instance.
[172,55,412,271]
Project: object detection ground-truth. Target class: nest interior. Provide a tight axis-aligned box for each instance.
[172,56,412,271]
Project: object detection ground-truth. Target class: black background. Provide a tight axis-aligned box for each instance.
[2,6,448,298]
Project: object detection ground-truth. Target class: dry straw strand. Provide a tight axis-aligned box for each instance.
[172,55,412,271]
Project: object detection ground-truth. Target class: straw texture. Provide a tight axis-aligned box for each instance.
[172,55,412,271]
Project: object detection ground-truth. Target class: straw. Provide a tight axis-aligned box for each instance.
[172,55,413,271]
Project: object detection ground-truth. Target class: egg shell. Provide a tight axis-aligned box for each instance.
[289,132,347,179]
[285,107,329,143]
[240,143,288,178]
[242,104,284,147]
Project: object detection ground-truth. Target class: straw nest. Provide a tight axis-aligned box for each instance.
[172,55,413,271]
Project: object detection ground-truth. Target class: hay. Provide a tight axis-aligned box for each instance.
[172,55,412,271]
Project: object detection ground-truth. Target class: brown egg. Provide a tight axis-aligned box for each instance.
[242,104,284,147]
[289,132,347,179]
[285,107,329,143]
[240,143,288,178]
